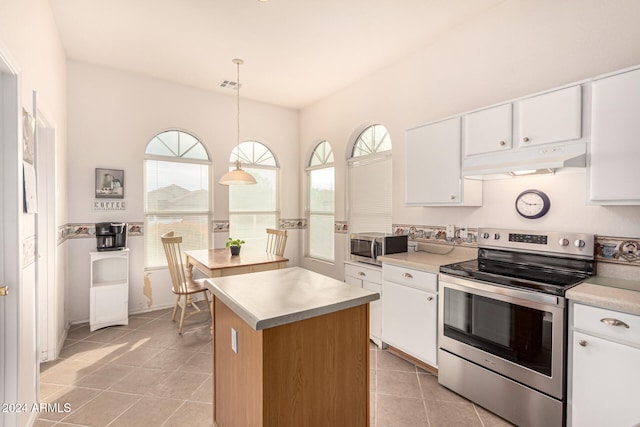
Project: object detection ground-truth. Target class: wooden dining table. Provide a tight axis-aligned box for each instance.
[184,247,289,280]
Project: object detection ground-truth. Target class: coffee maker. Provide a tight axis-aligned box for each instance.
[95,222,127,251]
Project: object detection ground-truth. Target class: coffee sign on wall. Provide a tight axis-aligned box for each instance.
[93,200,126,210]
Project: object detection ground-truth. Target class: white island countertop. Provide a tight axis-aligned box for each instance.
[205,267,380,331]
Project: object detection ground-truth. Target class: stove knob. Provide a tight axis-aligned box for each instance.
[574,239,586,248]
[494,233,501,240]
[482,232,490,239]
[558,238,570,246]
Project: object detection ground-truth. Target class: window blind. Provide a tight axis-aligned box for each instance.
[348,156,392,234]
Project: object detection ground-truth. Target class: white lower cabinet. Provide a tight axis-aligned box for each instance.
[569,303,640,426]
[382,263,438,367]
[344,262,382,347]
[90,249,129,331]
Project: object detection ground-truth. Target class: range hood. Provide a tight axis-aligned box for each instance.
[462,142,586,177]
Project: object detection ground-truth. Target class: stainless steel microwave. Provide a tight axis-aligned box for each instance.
[350,233,408,265]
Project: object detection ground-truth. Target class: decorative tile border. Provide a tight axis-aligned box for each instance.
[52,220,640,270]
[393,224,478,246]
[596,236,640,266]
[281,218,306,229]
[213,220,229,233]
[62,222,143,241]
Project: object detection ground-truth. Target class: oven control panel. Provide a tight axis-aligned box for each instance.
[478,228,594,258]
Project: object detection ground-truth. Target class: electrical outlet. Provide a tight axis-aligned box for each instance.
[459,227,468,239]
[446,224,455,239]
[231,328,238,353]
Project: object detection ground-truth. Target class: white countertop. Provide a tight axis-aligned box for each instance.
[378,245,477,273]
[567,276,640,316]
[205,267,380,331]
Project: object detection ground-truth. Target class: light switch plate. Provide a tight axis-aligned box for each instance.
[446,224,455,239]
[231,328,238,353]
[459,227,468,239]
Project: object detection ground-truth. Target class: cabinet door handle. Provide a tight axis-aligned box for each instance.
[499,140,506,146]
[600,318,629,328]
[449,195,456,200]
[578,340,587,347]
[522,136,530,142]
[401,272,413,279]
[358,272,366,277]
[427,296,434,301]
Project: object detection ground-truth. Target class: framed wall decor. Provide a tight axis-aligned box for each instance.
[95,168,125,199]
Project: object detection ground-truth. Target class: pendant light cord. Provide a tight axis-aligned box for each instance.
[234,58,244,167]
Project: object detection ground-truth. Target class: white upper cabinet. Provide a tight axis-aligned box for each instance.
[464,103,513,157]
[406,117,481,206]
[589,67,640,204]
[517,85,582,148]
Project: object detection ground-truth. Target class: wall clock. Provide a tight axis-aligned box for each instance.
[515,189,551,219]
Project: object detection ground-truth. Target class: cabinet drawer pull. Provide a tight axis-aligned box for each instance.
[579,340,587,347]
[600,318,630,328]
[401,273,413,279]
[358,272,366,276]
[427,296,434,301]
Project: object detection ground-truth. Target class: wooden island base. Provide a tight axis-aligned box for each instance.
[213,297,370,427]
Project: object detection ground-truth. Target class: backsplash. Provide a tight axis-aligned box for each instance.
[595,236,640,266]
[391,224,639,268]
[392,224,478,247]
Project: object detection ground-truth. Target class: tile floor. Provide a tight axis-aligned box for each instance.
[37,306,512,427]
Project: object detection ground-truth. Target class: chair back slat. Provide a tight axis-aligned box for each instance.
[266,228,288,256]
[161,231,188,294]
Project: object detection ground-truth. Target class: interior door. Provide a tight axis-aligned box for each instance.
[1,49,22,427]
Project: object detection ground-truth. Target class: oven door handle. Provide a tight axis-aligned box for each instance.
[439,274,560,307]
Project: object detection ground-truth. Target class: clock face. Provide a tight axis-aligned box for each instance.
[515,190,550,219]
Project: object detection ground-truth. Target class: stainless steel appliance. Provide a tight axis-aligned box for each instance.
[95,222,127,251]
[350,232,408,265]
[438,228,595,427]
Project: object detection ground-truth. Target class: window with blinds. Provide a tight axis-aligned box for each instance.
[229,141,279,250]
[144,130,211,268]
[306,140,335,261]
[348,125,392,234]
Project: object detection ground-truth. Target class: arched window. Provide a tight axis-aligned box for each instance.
[348,124,392,233]
[351,124,392,158]
[306,141,334,261]
[228,141,279,249]
[144,130,211,268]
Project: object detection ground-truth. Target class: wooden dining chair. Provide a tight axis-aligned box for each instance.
[266,228,288,256]
[161,231,212,334]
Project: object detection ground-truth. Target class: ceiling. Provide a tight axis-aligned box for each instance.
[49,0,504,109]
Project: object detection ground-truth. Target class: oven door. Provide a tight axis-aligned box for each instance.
[438,274,566,399]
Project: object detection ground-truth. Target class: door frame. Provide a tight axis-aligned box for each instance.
[36,114,58,362]
[0,43,23,427]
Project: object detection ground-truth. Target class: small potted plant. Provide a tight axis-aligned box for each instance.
[225,237,245,256]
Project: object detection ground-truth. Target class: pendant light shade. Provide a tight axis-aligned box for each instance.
[219,58,257,185]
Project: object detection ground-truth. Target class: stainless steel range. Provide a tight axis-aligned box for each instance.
[438,228,595,427]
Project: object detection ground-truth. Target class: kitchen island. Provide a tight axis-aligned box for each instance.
[205,267,379,427]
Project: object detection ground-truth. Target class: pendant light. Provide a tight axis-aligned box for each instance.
[219,58,257,185]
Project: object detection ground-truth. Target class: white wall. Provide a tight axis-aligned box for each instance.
[0,0,67,424]
[66,61,299,322]
[299,0,640,279]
